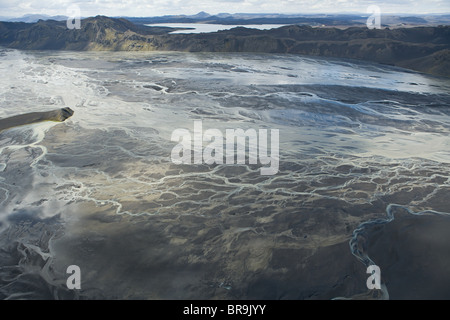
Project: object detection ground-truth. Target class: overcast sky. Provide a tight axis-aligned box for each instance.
[1,0,449,18]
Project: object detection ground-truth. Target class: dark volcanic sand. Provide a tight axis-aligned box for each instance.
[359,210,450,299]
[1,50,450,300]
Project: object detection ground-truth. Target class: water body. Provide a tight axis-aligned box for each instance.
[144,23,287,33]
[0,48,450,299]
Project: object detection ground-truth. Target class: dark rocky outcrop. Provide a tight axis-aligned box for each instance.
[1,16,449,77]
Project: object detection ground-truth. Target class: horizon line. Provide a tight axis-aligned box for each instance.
[2,11,450,19]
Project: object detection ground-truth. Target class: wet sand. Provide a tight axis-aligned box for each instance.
[49,193,450,300]
[1,50,449,300]
[2,111,448,300]
[37,123,450,300]
[5,184,450,299]
[358,209,450,299]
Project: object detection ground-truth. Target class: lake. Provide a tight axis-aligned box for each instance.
[144,23,288,33]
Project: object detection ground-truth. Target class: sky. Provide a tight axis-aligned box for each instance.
[0,0,449,18]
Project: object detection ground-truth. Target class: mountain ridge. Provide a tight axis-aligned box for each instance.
[124,11,450,27]
[0,16,449,77]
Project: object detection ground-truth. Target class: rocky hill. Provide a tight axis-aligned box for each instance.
[0,16,449,77]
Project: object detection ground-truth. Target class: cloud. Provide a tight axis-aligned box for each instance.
[0,0,448,17]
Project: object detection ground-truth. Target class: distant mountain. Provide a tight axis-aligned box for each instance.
[124,11,450,27]
[5,14,68,23]
[3,11,450,27]
[0,15,449,77]
[190,11,211,19]
[125,12,366,27]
